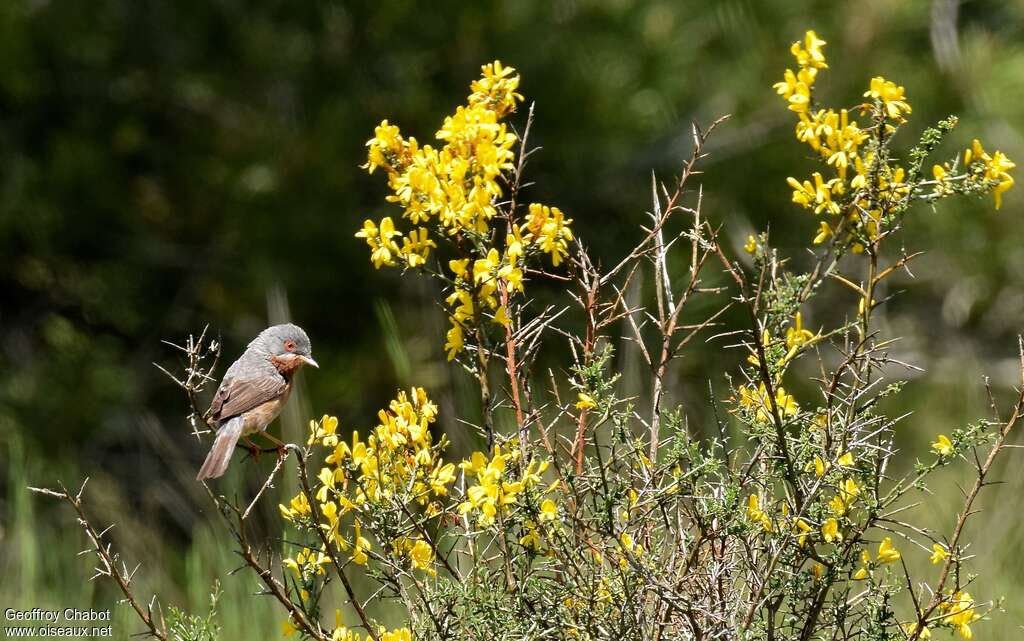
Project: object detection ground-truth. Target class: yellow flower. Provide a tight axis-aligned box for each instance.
[813,456,829,477]
[905,622,932,639]
[821,517,842,543]
[492,304,511,327]
[963,139,1015,209]
[795,518,812,547]
[840,478,860,504]
[469,60,523,117]
[987,150,1015,210]
[930,543,949,565]
[379,627,413,641]
[539,498,558,522]
[931,434,953,456]
[774,386,799,417]
[813,220,832,244]
[351,521,372,565]
[519,522,541,551]
[355,217,403,269]
[279,491,311,522]
[522,203,574,266]
[828,495,847,515]
[876,536,901,564]
[459,446,532,526]
[786,312,815,349]
[941,591,980,640]
[429,462,456,496]
[864,76,912,122]
[409,539,435,574]
[620,531,635,550]
[473,248,501,287]
[787,173,842,215]
[330,610,357,641]
[790,30,828,70]
[744,235,757,253]
[316,466,337,503]
[444,321,464,361]
[737,383,798,423]
[747,494,772,532]
[774,67,817,114]
[576,392,597,409]
[837,451,854,467]
[399,227,436,268]
[282,617,299,637]
[449,258,470,278]
[933,164,947,181]
[364,120,408,175]
[853,567,868,580]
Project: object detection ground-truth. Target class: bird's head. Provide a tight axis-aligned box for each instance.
[254,323,318,371]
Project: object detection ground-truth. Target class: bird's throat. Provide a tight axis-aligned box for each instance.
[270,354,303,378]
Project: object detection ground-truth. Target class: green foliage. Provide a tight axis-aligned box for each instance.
[166,582,222,641]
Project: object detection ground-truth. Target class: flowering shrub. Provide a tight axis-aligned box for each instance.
[38,30,1019,641]
[263,35,1019,641]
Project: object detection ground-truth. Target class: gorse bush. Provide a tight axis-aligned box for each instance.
[37,30,1019,641]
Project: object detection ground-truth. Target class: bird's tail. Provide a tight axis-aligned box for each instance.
[196,417,244,481]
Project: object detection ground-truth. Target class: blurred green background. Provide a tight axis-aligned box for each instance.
[1,0,1022,637]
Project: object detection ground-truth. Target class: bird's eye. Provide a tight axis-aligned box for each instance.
[284,340,296,352]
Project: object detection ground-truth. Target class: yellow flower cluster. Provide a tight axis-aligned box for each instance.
[443,235,524,358]
[282,389,453,573]
[864,77,912,123]
[458,445,551,527]
[776,31,913,248]
[774,31,826,114]
[523,203,574,267]
[359,61,573,362]
[827,477,860,516]
[853,537,902,580]
[963,138,1015,210]
[362,62,520,236]
[392,536,437,575]
[778,30,1015,245]
[519,497,560,552]
[297,610,412,641]
[941,591,981,640]
[736,382,799,423]
[282,546,330,580]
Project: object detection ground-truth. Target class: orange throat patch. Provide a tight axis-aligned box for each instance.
[270,354,304,377]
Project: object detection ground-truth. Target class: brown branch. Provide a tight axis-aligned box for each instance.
[29,480,169,641]
[907,338,1024,640]
[292,448,379,641]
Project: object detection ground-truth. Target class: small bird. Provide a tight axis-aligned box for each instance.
[196,323,318,481]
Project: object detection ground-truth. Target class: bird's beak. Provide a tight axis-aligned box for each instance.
[300,355,319,368]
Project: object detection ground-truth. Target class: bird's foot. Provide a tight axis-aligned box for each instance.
[243,438,261,461]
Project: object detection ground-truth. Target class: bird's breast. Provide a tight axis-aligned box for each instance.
[241,383,292,434]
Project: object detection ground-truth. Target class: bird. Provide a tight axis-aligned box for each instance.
[196,323,318,481]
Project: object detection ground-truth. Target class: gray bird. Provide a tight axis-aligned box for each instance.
[196,323,318,480]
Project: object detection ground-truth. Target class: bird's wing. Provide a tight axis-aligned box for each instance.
[207,371,287,422]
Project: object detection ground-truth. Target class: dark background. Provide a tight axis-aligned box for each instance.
[2,0,1022,636]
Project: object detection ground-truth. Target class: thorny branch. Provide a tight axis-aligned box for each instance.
[29,480,169,641]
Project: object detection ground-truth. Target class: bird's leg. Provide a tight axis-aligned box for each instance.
[242,436,261,461]
[257,431,287,457]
